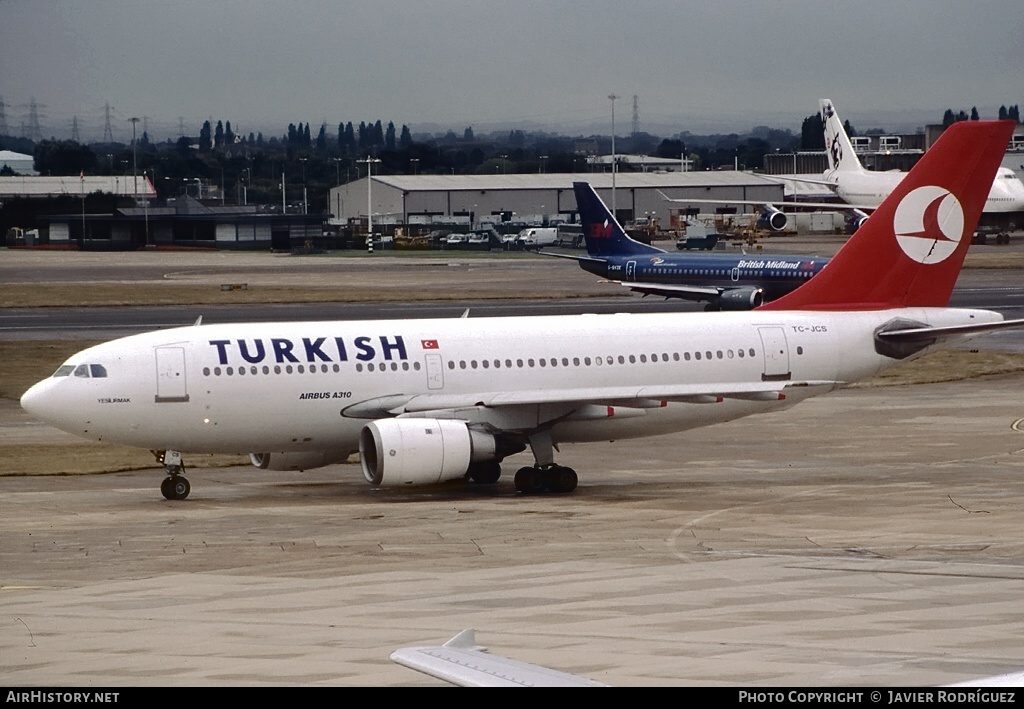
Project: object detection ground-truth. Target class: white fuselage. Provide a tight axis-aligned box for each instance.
[829,167,1024,212]
[21,308,998,459]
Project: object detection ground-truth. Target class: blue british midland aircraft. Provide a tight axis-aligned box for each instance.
[545,182,830,310]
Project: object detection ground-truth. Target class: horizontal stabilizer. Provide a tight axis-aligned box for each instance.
[877,317,1024,343]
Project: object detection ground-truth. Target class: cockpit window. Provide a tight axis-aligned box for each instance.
[56,363,108,378]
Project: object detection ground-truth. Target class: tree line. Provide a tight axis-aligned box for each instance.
[942,104,1020,126]
[4,104,1020,214]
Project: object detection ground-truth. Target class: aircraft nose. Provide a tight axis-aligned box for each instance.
[20,379,59,423]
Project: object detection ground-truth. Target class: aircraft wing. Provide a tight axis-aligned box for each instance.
[656,189,877,212]
[390,629,608,687]
[607,278,724,301]
[773,199,877,211]
[537,255,760,303]
[659,193,877,212]
[341,380,841,420]
[534,250,610,267]
[759,173,837,188]
[408,380,839,409]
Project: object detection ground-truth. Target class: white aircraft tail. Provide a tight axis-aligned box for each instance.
[820,98,865,174]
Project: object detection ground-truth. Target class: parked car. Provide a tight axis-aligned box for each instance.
[501,233,521,250]
[675,219,720,251]
[426,229,452,248]
[465,227,500,249]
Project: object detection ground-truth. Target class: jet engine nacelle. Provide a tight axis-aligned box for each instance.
[250,450,352,471]
[757,205,788,232]
[718,286,764,311]
[845,209,870,234]
[359,418,498,487]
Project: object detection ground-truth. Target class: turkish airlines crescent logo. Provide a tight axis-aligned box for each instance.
[892,186,965,264]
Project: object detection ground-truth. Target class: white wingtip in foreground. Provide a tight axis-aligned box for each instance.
[390,630,1024,687]
[390,629,607,687]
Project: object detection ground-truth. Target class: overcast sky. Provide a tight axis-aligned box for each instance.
[2,0,1021,142]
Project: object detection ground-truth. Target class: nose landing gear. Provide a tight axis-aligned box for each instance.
[154,450,190,500]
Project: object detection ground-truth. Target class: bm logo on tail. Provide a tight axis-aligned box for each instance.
[589,219,613,239]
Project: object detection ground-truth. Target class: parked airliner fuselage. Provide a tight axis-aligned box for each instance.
[829,167,1024,212]
[21,308,994,458]
[820,99,1024,213]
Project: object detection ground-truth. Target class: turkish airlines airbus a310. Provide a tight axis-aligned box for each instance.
[20,120,1023,500]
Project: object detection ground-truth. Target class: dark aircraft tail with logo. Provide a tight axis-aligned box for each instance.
[572,182,663,258]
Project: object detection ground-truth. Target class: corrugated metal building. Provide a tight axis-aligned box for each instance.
[0,150,37,176]
[328,172,786,228]
[0,175,158,199]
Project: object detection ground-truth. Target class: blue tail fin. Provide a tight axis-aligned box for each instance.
[573,182,662,257]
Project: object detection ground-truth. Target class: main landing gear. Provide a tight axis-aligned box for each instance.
[467,460,502,485]
[513,465,578,494]
[154,450,190,500]
[513,430,578,495]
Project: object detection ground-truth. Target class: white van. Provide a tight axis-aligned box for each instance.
[516,227,558,249]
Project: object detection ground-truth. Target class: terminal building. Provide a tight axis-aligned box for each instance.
[1,176,320,250]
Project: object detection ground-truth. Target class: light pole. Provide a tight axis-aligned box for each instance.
[608,94,619,217]
[142,170,150,246]
[358,157,381,253]
[129,117,140,196]
[299,157,308,214]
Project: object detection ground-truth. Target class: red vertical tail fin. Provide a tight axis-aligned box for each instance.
[759,120,1015,311]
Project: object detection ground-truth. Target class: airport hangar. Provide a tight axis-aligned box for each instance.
[327,172,791,230]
